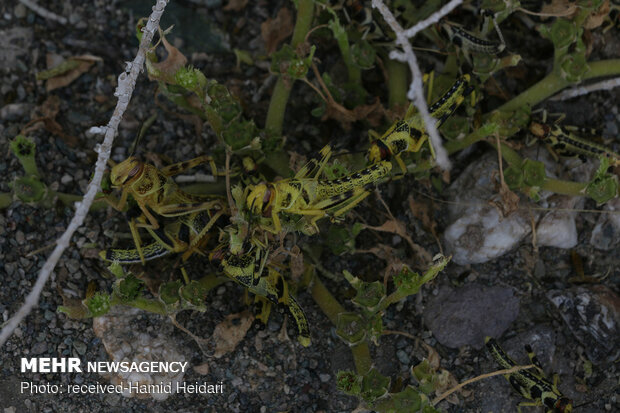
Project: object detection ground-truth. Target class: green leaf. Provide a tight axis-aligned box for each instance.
[335,312,367,345]
[390,386,423,412]
[522,159,546,187]
[351,40,376,70]
[116,274,143,301]
[10,176,47,203]
[180,280,208,307]
[84,292,111,317]
[10,135,40,177]
[361,368,390,402]
[337,370,362,395]
[586,175,618,204]
[352,280,385,311]
[159,281,183,305]
[503,165,523,190]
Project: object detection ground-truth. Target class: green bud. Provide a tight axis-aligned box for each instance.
[84,292,111,317]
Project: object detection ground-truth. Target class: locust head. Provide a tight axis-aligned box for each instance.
[246,183,274,216]
[368,139,391,163]
[110,156,143,187]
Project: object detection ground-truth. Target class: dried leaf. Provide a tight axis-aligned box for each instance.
[584,0,610,30]
[322,96,384,131]
[42,54,102,92]
[489,169,520,217]
[408,195,438,240]
[148,34,188,83]
[289,245,304,281]
[212,311,254,358]
[540,0,578,18]
[261,7,294,55]
[21,96,79,147]
[434,369,464,405]
[224,0,248,12]
[363,220,432,263]
[193,362,210,375]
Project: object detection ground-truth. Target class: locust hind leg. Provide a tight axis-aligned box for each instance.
[265,269,310,347]
[156,200,223,217]
[160,155,219,178]
[524,344,548,378]
[99,241,172,263]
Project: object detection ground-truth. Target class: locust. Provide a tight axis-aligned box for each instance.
[100,209,224,263]
[246,145,392,234]
[529,121,620,166]
[486,337,573,413]
[367,74,474,174]
[105,155,226,264]
[217,249,311,347]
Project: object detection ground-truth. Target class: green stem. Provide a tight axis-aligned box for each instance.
[492,141,588,196]
[444,122,499,155]
[496,59,620,113]
[445,59,620,155]
[0,192,12,209]
[306,269,372,374]
[541,178,587,196]
[117,296,167,315]
[332,23,361,85]
[386,59,408,108]
[265,0,314,138]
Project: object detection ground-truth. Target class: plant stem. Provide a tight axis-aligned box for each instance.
[265,0,315,138]
[492,141,588,196]
[445,60,620,154]
[496,59,620,113]
[444,122,498,154]
[386,59,408,108]
[305,268,372,374]
[541,178,586,196]
[0,193,12,209]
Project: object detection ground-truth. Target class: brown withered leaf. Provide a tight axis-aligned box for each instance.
[193,362,210,375]
[261,7,294,55]
[213,311,254,358]
[147,33,188,83]
[540,0,578,18]
[584,0,610,30]
[224,0,248,12]
[434,369,465,405]
[363,219,432,264]
[489,170,520,217]
[43,54,102,92]
[322,96,384,131]
[21,95,79,147]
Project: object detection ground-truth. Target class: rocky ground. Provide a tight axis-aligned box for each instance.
[0,1,618,412]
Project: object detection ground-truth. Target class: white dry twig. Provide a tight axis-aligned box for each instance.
[371,0,463,170]
[18,0,68,25]
[550,77,620,101]
[0,0,170,347]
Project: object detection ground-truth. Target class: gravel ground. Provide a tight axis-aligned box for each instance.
[1,1,619,412]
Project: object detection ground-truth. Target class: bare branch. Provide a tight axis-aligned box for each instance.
[0,0,170,348]
[403,0,463,38]
[550,77,620,101]
[372,0,462,170]
[18,0,68,25]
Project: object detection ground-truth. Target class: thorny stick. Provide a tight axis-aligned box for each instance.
[18,0,68,25]
[431,364,536,406]
[371,0,462,170]
[0,0,170,347]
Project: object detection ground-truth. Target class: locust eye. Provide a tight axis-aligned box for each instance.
[128,164,141,178]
